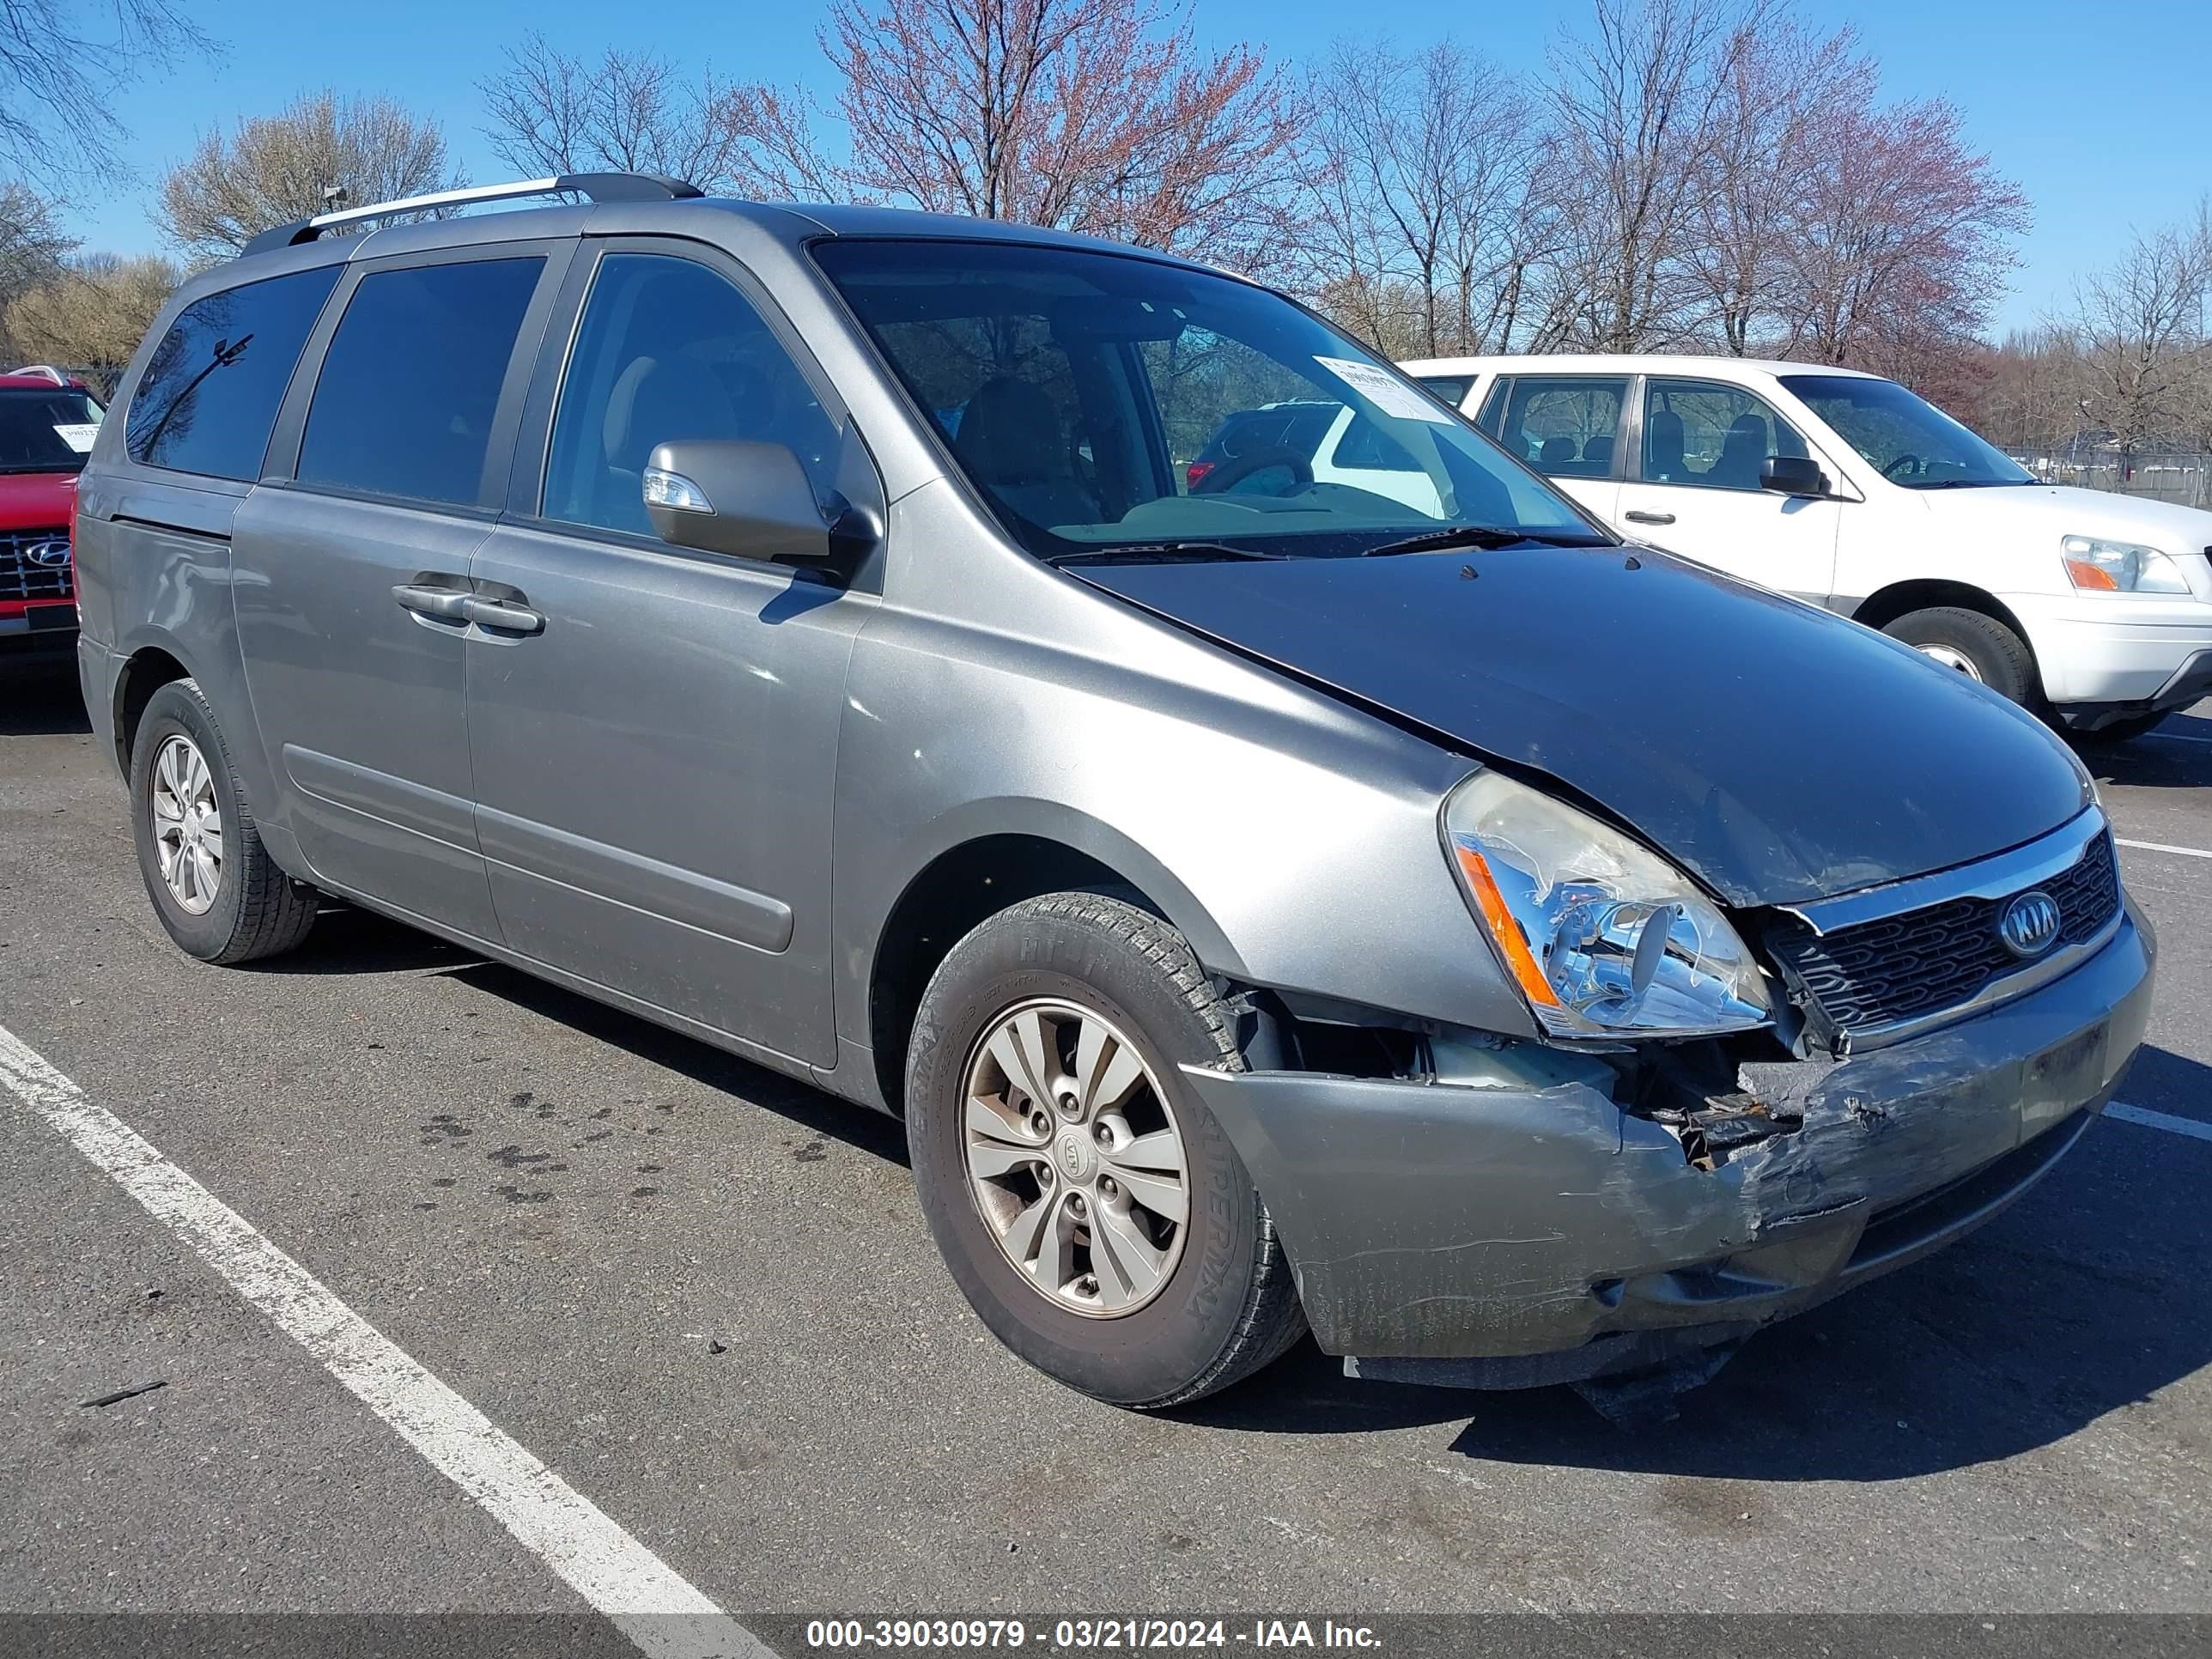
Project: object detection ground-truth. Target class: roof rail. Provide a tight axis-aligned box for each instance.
[238,172,704,258]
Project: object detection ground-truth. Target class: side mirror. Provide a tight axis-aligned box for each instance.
[1761,454,1829,498]
[644,440,836,565]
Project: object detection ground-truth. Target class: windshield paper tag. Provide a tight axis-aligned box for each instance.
[1314,357,1455,424]
[52,423,99,453]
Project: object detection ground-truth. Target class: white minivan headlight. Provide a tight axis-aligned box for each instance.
[2062,535,2191,593]
[1442,772,1771,1039]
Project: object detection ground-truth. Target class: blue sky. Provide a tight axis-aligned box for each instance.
[46,0,2211,334]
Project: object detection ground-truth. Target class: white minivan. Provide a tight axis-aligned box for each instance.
[1400,354,2212,739]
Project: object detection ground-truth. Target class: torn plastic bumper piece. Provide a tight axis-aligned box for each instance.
[1177,903,2154,1389]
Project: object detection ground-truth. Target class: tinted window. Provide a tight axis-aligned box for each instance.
[125,266,340,481]
[544,253,842,536]
[1,386,103,475]
[1643,378,1808,491]
[297,258,543,506]
[1416,375,1473,408]
[1496,376,1626,478]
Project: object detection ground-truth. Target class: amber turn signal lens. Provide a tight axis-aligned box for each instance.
[1450,841,1561,1008]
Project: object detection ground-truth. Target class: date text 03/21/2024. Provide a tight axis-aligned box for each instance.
[804,1619,1383,1649]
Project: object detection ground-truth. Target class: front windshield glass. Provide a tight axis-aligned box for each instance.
[812,239,1603,558]
[0,386,103,475]
[1779,374,2032,489]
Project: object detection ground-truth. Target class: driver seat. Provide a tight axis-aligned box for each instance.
[953,378,1098,529]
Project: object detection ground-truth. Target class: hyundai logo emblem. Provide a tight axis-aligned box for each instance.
[24,538,71,568]
[1997,890,2062,958]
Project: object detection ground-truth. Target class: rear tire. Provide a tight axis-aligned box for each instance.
[1881,606,2038,706]
[906,891,1305,1408]
[130,679,316,964]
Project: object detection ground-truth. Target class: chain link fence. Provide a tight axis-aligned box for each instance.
[2016,451,2212,509]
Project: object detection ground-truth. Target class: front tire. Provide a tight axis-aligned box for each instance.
[906,892,1305,1408]
[130,679,317,964]
[1881,606,2038,706]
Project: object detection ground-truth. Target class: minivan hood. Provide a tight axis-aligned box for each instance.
[1078,547,2091,908]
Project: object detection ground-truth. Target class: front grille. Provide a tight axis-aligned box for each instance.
[1770,830,2120,1034]
[0,526,73,602]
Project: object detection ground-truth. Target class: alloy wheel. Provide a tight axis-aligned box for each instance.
[150,734,222,915]
[1917,643,1984,681]
[959,998,1191,1318]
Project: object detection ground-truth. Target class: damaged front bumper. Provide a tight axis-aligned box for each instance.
[1182,902,2155,1389]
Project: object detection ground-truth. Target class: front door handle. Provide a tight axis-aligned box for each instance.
[460,595,545,635]
[392,582,471,620]
[1624,509,1676,526]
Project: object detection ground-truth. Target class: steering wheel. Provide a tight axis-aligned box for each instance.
[1191,447,1314,495]
[1882,453,1923,480]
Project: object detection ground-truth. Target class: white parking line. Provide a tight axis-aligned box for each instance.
[0,1023,769,1659]
[2108,1102,2212,1144]
[2116,836,2212,860]
[2140,729,2212,746]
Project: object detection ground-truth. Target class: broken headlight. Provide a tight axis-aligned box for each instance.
[1443,771,1771,1039]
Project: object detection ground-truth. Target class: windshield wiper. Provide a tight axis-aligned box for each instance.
[1359,525,1611,556]
[1044,541,1288,566]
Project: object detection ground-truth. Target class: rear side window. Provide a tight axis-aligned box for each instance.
[1492,375,1628,478]
[1416,375,1472,409]
[297,258,544,507]
[124,265,341,481]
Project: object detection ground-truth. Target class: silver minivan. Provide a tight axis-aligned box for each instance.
[71,175,2153,1415]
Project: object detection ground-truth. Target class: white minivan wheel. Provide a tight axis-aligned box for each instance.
[1882,606,2037,707]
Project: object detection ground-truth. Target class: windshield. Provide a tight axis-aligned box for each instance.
[1779,374,2032,489]
[812,239,1603,558]
[0,386,103,476]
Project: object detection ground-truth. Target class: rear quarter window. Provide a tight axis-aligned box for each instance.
[124,265,343,481]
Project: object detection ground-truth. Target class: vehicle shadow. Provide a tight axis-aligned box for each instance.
[0,659,90,736]
[252,903,910,1167]
[2080,708,2212,790]
[214,901,2212,1473]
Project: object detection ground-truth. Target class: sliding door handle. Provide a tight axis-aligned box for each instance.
[1624,509,1676,526]
[460,595,544,635]
[391,582,471,619]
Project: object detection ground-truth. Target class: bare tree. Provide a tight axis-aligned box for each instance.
[2,1,215,189]
[1777,94,2029,380]
[1299,38,1558,358]
[1686,17,1857,354]
[0,180,76,327]
[3,252,181,388]
[2063,211,2212,469]
[158,92,463,263]
[479,35,761,193]
[1546,0,1765,351]
[728,0,1304,270]
[1966,326,2093,458]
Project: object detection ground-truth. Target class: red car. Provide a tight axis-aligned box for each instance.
[1,368,103,658]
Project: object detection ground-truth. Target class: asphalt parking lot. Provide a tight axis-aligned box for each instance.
[3,655,2209,1638]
